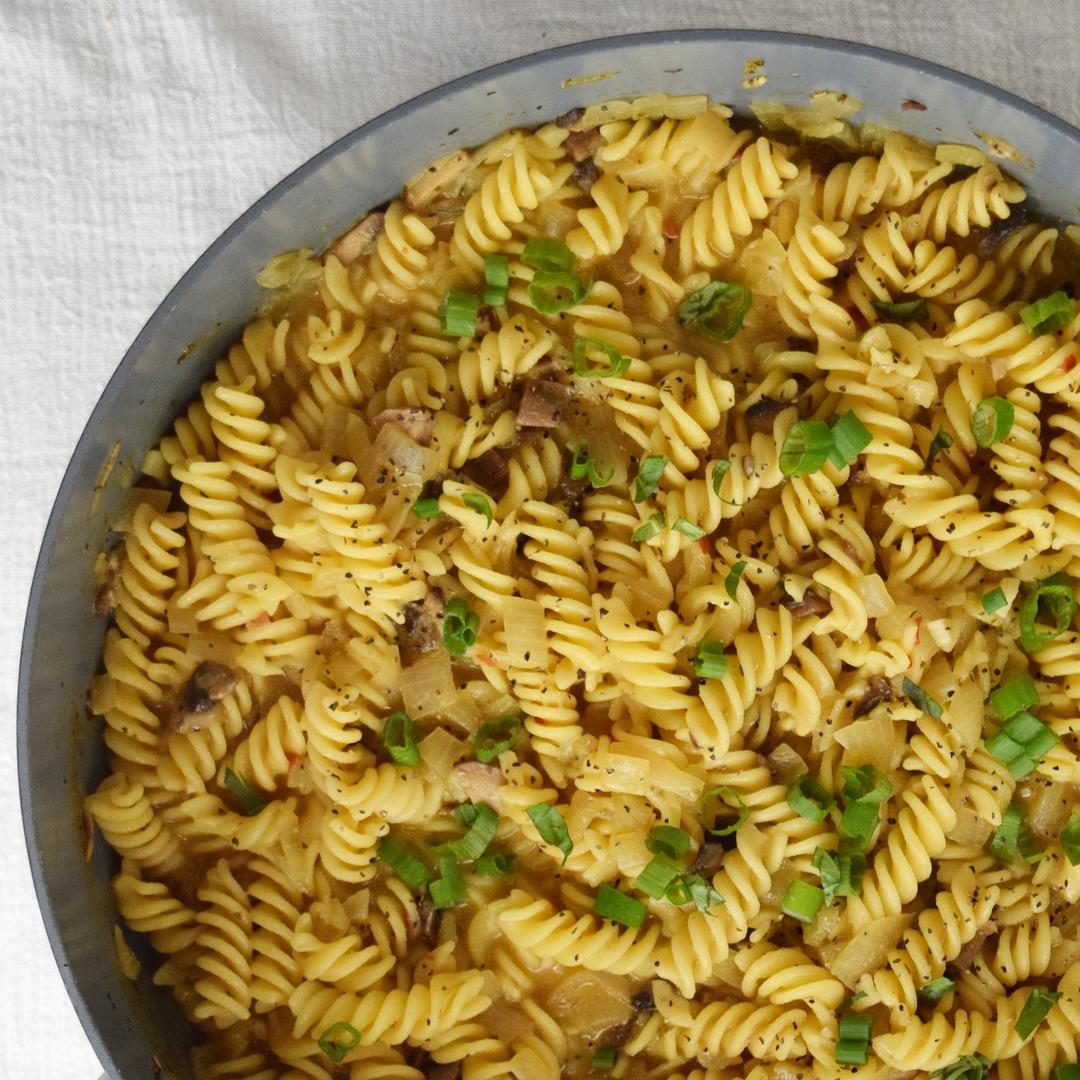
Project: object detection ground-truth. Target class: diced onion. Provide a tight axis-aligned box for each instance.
[401,652,456,719]
[858,573,892,618]
[947,807,994,848]
[546,971,632,1036]
[766,743,808,784]
[501,597,549,669]
[949,682,984,753]
[835,712,901,773]
[829,914,912,987]
[417,727,466,781]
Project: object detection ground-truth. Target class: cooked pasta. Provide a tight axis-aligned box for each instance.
[86,91,1080,1078]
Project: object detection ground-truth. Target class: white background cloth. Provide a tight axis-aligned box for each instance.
[2,1,1078,1075]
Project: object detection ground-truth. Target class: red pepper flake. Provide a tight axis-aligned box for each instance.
[476,651,500,668]
[663,219,681,240]
[698,538,711,555]
[249,611,272,628]
[1062,354,1076,373]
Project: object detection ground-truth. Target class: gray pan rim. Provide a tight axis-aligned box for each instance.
[18,25,1080,1076]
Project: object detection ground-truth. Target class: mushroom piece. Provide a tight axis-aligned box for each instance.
[416,896,442,948]
[853,675,895,718]
[462,447,510,495]
[516,380,567,429]
[328,211,385,266]
[780,588,833,619]
[373,407,435,447]
[168,662,240,732]
[566,128,602,162]
[745,396,788,433]
[556,106,585,129]
[405,149,473,211]
[572,157,600,193]
[688,842,727,879]
[399,590,445,663]
[452,761,504,813]
[952,921,998,973]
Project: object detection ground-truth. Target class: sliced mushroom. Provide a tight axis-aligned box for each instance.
[462,447,510,495]
[328,211,385,266]
[453,761,503,812]
[556,106,585,129]
[373,407,435,447]
[406,149,473,211]
[597,1016,637,1048]
[745,396,788,433]
[630,988,655,1012]
[168,662,240,732]
[399,590,445,664]
[688,842,727,879]
[566,128,601,162]
[417,896,442,948]
[517,380,567,429]
[780,588,833,619]
[572,157,600,193]
[952,921,998,973]
[853,675,894,718]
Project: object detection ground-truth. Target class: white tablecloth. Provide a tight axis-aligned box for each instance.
[2,1,1078,1075]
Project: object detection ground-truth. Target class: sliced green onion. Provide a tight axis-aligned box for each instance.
[677,281,752,341]
[903,677,943,720]
[526,803,573,864]
[645,825,691,860]
[412,497,442,520]
[591,1045,617,1070]
[834,1012,873,1066]
[682,873,725,913]
[571,335,628,378]
[475,715,522,763]
[381,711,421,767]
[593,883,647,929]
[989,676,1039,719]
[980,587,1007,614]
[1015,987,1061,1039]
[841,764,893,805]
[318,1021,360,1064]
[725,560,747,601]
[782,879,824,924]
[814,846,865,905]
[918,976,956,1004]
[1055,1066,1080,1080]
[828,411,872,469]
[989,804,1028,862]
[986,711,1059,778]
[529,270,589,314]
[570,444,614,488]
[837,991,868,1013]
[440,287,479,337]
[1020,290,1075,335]
[702,786,748,837]
[429,852,468,909]
[223,767,267,817]
[377,835,431,891]
[787,776,835,822]
[925,427,954,471]
[872,297,928,322]
[673,518,706,541]
[445,803,499,861]
[521,237,575,273]
[1061,812,1080,865]
[840,799,882,852]
[779,420,833,477]
[929,1055,991,1080]
[632,512,665,543]
[972,396,1015,448]
[475,852,515,877]
[1019,572,1077,652]
[483,253,509,307]
[453,803,479,827]
[443,596,479,657]
[692,640,728,680]
[711,459,732,494]
[463,492,493,526]
[633,455,667,502]
[635,854,683,899]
